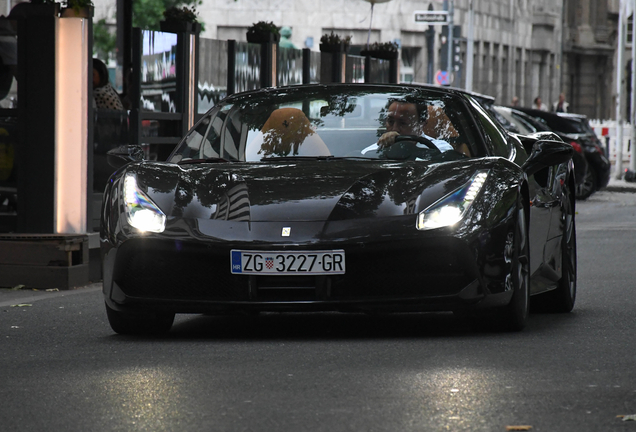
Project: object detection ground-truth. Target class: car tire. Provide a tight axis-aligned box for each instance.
[105,303,175,335]
[531,189,577,313]
[495,197,530,331]
[575,166,597,200]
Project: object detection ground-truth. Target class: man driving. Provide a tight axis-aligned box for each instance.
[362,99,454,155]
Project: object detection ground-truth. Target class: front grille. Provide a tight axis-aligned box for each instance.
[112,237,476,302]
[114,240,249,300]
[330,246,471,299]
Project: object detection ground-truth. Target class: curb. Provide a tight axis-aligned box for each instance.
[603,186,636,193]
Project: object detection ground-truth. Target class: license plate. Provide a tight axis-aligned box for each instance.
[231,250,345,275]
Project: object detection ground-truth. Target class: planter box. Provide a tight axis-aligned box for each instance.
[360,50,399,60]
[160,21,201,33]
[246,31,280,44]
[60,6,94,18]
[319,42,349,54]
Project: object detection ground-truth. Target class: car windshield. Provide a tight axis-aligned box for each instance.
[493,106,531,134]
[168,87,480,163]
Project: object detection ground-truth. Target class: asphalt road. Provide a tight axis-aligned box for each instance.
[1,191,636,432]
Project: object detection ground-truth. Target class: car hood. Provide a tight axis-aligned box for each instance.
[127,159,481,223]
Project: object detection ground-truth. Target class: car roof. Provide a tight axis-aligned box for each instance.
[404,82,496,105]
[557,112,588,120]
[221,83,477,104]
[511,107,589,134]
[494,106,553,132]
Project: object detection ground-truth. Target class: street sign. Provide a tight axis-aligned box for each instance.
[435,70,451,86]
[414,10,448,24]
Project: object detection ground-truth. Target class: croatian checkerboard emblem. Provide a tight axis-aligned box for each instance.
[282,227,291,236]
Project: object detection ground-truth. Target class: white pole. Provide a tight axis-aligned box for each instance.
[367,3,374,50]
[447,0,454,80]
[616,0,626,179]
[465,0,474,92]
[631,0,636,172]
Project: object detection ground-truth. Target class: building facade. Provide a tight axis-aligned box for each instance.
[194,0,568,111]
[562,0,617,120]
[48,0,626,120]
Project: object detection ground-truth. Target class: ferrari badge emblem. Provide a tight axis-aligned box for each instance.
[282,227,291,237]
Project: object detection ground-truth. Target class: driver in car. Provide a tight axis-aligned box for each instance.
[361,99,454,155]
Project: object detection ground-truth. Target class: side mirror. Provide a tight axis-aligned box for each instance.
[106,145,145,169]
[518,131,562,154]
[521,140,573,176]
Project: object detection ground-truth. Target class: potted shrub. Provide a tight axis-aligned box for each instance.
[60,0,94,18]
[246,21,280,44]
[160,5,201,33]
[361,41,399,60]
[319,31,352,53]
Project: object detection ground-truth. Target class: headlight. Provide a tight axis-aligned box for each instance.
[123,174,166,233]
[417,171,488,230]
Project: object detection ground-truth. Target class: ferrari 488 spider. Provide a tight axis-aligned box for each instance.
[101,84,576,334]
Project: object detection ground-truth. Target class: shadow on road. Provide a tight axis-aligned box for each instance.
[105,309,581,341]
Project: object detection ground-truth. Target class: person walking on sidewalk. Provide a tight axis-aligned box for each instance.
[532,96,548,111]
[552,93,569,113]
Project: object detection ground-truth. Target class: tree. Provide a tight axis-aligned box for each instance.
[93,18,116,61]
[133,0,202,31]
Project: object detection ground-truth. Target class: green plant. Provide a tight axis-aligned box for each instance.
[364,41,398,53]
[320,31,352,47]
[63,0,94,14]
[93,18,117,61]
[248,21,280,36]
[361,41,399,59]
[163,5,198,23]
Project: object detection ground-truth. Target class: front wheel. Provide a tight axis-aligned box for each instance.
[532,190,577,312]
[575,166,597,200]
[105,303,175,335]
[494,198,530,331]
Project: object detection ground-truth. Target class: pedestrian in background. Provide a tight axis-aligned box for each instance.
[552,92,569,113]
[532,96,548,111]
[511,96,519,107]
[93,58,124,110]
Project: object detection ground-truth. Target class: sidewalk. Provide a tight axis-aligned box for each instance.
[0,282,102,308]
[604,165,636,193]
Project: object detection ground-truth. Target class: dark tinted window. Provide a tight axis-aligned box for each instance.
[547,117,587,134]
[526,112,586,134]
[468,97,509,157]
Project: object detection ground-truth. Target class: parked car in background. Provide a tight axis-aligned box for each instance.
[492,106,589,196]
[512,107,610,199]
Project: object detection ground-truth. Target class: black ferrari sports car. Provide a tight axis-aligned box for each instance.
[101,83,576,334]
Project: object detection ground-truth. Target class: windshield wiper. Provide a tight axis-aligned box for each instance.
[178,157,230,165]
[260,156,376,162]
[261,155,335,161]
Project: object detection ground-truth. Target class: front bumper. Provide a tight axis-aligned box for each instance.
[102,220,515,314]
